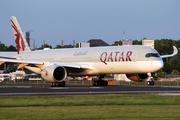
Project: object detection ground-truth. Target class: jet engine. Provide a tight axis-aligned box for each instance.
[126,73,150,82]
[41,65,67,82]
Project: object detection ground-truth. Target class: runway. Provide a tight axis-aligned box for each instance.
[0,84,180,96]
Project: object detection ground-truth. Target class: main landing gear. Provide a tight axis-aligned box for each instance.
[93,81,108,86]
[50,81,65,87]
[92,75,108,86]
[147,81,154,86]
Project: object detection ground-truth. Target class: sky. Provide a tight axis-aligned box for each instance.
[0,0,180,49]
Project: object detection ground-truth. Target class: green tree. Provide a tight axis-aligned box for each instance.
[54,45,62,49]
[6,45,17,51]
[169,50,180,73]
[54,44,74,49]
[162,62,171,74]
[0,41,7,51]
[63,44,74,48]
[38,44,52,50]
[156,70,167,78]
[111,40,122,46]
[154,39,174,55]
[172,70,179,78]
[133,40,142,45]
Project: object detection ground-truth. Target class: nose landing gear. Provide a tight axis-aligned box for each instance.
[147,81,154,86]
[147,77,154,86]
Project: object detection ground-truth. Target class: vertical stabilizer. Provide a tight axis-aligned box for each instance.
[10,16,31,54]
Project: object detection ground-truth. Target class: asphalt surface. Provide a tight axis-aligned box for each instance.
[0,84,180,96]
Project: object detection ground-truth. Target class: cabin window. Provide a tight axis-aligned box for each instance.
[145,53,160,58]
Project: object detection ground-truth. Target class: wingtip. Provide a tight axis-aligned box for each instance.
[173,46,178,55]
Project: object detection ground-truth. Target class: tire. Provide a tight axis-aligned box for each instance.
[93,81,97,86]
[61,81,65,87]
[151,81,154,85]
[103,81,108,86]
[50,83,53,87]
[57,81,65,87]
[93,81,108,86]
[50,83,56,87]
[148,81,151,86]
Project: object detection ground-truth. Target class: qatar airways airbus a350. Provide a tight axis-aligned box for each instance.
[0,16,177,86]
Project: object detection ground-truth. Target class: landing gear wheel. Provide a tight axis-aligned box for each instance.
[92,75,108,86]
[50,81,66,87]
[58,81,65,87]
[151,81,154,85]
[50,82,56,87]
[93,81,97,86]
[92,81,108,86]
[148,81,154,86]
[103,81,108,86]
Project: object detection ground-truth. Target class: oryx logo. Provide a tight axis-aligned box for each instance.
[11,20,25,54]
[45,70,48,77]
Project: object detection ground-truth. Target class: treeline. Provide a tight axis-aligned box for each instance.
[0,43,78,51]
[0,41,17,51]
[1,39,180,75]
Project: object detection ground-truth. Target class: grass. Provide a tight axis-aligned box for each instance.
[0,94,180,119]
[1,105,180,120]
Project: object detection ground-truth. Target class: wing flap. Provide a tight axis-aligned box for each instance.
[53,62,92,69]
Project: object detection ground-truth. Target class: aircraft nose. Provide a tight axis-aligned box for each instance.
[153,60,164,70]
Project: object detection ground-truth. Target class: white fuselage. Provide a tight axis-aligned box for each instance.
[17,45,163,76]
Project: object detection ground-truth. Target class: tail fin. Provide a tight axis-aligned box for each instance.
[10,16,31,54]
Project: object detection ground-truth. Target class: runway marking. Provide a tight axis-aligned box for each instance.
[90,87,103,89]
[49,87,69,89]
[49,87,103,90]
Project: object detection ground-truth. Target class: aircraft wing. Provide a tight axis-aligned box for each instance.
[0,58,92,70]
[0,58,43,65]
[160,46,178,58]
[53,62,92,69]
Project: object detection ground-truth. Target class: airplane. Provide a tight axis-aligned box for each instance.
[0,16,178,87]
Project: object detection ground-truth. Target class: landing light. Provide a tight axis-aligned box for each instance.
[85,75,90,79]
[81,75,90,79]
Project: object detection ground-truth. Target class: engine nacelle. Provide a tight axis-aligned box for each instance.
[126,73,150,82]
[41,65,67,82]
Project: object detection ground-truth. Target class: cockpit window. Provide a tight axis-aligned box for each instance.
[145,53,160,58]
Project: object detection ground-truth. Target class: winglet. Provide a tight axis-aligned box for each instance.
[161,46,178,58]
[10,16,31,54]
